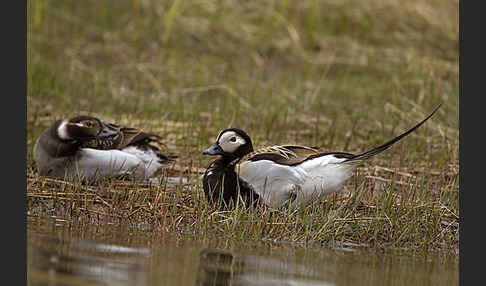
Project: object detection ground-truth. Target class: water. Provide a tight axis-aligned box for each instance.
[27,216,458,286]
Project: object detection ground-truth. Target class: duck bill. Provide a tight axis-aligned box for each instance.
[99,127,118,138]
[203,143,224,156]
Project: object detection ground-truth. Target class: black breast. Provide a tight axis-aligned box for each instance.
[202,159,260,209]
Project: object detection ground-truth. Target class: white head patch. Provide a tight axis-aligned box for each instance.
[57,119,72,140]
[218,130,246,153]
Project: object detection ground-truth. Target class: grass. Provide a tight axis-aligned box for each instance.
[27,0,458,254]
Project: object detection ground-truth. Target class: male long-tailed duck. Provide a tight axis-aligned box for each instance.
[34,115,173,182]
[202,105,441,209]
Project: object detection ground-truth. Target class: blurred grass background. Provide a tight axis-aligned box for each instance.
[27,0,459,251]
[27,0,458,159]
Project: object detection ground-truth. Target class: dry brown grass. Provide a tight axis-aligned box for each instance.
[27,0,458,253]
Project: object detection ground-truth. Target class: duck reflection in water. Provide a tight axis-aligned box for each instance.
[28,236,150,286]
[196,249,334,286]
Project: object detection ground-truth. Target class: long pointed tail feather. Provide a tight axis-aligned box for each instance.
[345,103,442,162]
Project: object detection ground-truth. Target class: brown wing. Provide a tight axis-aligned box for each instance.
[243,145,321,166]
[118,125,177,163]
[101,122,162,149]
[115,125,142,149]
[106,122,164,151]
[79,121,124,150]
[80,121,153,151]
[80,120,175,162]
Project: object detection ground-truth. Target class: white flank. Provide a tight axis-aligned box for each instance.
[121,146,163,178]
[57,119,71,140]
[297,155,359,206]
[74,148,143,179]
[238,154,360,209]
[237,160,307,208]
[73,147,163,181]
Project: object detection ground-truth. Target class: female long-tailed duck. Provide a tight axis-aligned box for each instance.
[202,105,441,209]
[34,115,173,182]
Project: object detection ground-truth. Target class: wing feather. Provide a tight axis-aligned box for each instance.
[244,145,320,166]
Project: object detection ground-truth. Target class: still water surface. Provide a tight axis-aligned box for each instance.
[27,216,458,286]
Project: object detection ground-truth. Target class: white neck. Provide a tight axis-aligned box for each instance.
[57,119,72,140]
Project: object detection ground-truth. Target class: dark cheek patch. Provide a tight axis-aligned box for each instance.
[66,124,100,140]
[67,125,85,139]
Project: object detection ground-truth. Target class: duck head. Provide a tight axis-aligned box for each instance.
[57,116,118,141]
[203,128,254,160]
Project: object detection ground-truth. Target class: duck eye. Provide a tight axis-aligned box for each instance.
[230,137,237,142]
